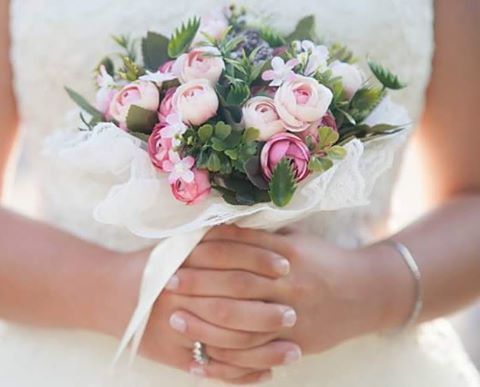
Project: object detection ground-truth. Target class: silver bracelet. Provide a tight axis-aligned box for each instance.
[383,240,423,330]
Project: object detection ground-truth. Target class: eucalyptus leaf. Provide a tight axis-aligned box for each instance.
[309,157,333,172]
[327,145,347,159]
[65,87,103,121]
[207,152,222,172]
[243,127,260,142]
[286,15,316,43]
[126,105,159,133]
[214,122,232,140]
[318,126,340,148]
[142,31,170,71]
[168,17,201,58]
[198,124,214,143]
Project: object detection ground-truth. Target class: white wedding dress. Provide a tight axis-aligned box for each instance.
[3,0,480,386]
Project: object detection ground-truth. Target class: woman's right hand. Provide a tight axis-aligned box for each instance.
[109,241,302,385]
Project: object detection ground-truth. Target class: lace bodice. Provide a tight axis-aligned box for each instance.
[9,0,435,251]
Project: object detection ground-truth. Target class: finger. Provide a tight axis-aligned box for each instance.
[207,341,302,369]
[226,370,273,385]
[182,296,297,332]
[169,310,277,349]
[166,268,281,301]
[204,225,291,256]
[183,241,290,278]
[188,359,269,381]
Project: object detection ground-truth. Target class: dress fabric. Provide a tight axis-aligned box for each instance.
[3,0,480,385]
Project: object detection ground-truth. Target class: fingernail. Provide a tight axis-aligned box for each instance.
[273,258,290,276]
[165,275,179,291]
[169,314,186,333]
[190,366,206,377]
[284,347,302,365]
[282,308,297,327]
[257,371,273,383]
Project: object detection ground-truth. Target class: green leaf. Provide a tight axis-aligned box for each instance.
[207,152,222,172]
[126,105,159,133]
[368,61,407,90]
[350,87,384,112]
[168,17,201,58]
[214,122,232,140]
[129,131,150,142]
[286,15,316,43]
[226,83,250,106]
[318,126,340,148]
[224,149,238,160]
[198,124,214,143]
[244,156,269,190]
[308,157,333,173]
[142,31,170,71]
[243,127,260,142]
[328,43,356,64]
[97,57,115,76]
[327,145,347,159]
[268,159,297,207]
[65,87,103,120]
[260,27,286,47]
[118,56,143,82]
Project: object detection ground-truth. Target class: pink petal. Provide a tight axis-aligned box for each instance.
[262,70,276,81]
[183,156,195,169]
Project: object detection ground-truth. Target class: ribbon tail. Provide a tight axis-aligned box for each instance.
[111,227,210,368]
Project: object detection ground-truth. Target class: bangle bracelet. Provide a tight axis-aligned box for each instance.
[383,240,423,330]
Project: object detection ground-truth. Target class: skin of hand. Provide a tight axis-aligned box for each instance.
[162,225,416,371]
[114,241,302,385]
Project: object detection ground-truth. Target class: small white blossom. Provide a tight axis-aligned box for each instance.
[160,113,188,139]
[262,57,299,87]
[139,70,177,86]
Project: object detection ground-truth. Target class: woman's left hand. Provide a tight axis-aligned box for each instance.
[171,225,406,369]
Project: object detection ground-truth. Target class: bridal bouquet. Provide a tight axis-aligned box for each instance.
[50,5,409,364]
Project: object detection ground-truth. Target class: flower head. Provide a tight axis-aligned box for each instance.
[159,112,188,139]
[262,57,299,87]
[162,151,195,184]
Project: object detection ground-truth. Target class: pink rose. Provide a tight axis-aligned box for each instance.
[242,97,285,141]
[171,168,211,205]
[172,80,219,126]
[329,61,364,99]
[148,124,172,170]
[261,133,310,182]
[298,111,337,145]
[109,81,160,127]
[173,46,225,86]
[159,60,175,74]
[158,88,176,124]
[274,75,333,132]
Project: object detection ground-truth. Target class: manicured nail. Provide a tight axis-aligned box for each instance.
[165,275,179,291]
[283,347,302,365]
[273,258,290,276]
[257,371,273,383]
[282,308,297,327]
[190,366,206,377]
[169,313,186,333]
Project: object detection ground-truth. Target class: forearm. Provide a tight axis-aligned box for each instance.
[368,194,480,330]
[0,207,142,335]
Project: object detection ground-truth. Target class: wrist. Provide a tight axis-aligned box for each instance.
[356,242,416,333]
[83,249,148,338]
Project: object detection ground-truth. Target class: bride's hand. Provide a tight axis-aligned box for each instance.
[168,225,408,367]
[112,239,302,385]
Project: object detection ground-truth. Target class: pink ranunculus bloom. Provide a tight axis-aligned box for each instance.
[173,46,225,86]
[298,111,337,145]
[329,60,364,99]
[171,168,211,205]
[158,88,177,124]
[109,81,160,128]
[147,124,172,170]
[159,60,175,74]
[260,133,311,182]
[274,75,333,132]
[242,96,285,141]
[172,79,219,126]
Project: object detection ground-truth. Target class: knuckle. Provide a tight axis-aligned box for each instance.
[229,272,252,295]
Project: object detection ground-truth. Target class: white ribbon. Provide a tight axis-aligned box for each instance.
[111,227,210,367]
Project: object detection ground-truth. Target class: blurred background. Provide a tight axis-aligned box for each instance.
[3,130,480,369]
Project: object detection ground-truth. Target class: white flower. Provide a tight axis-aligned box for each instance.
[96,65,115,89]
[329,60,364,99]
[163,151,195,184]
[295,40,329,76]
[159,113,188,139]
[262,57,299,87]
[139,70,177,86]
